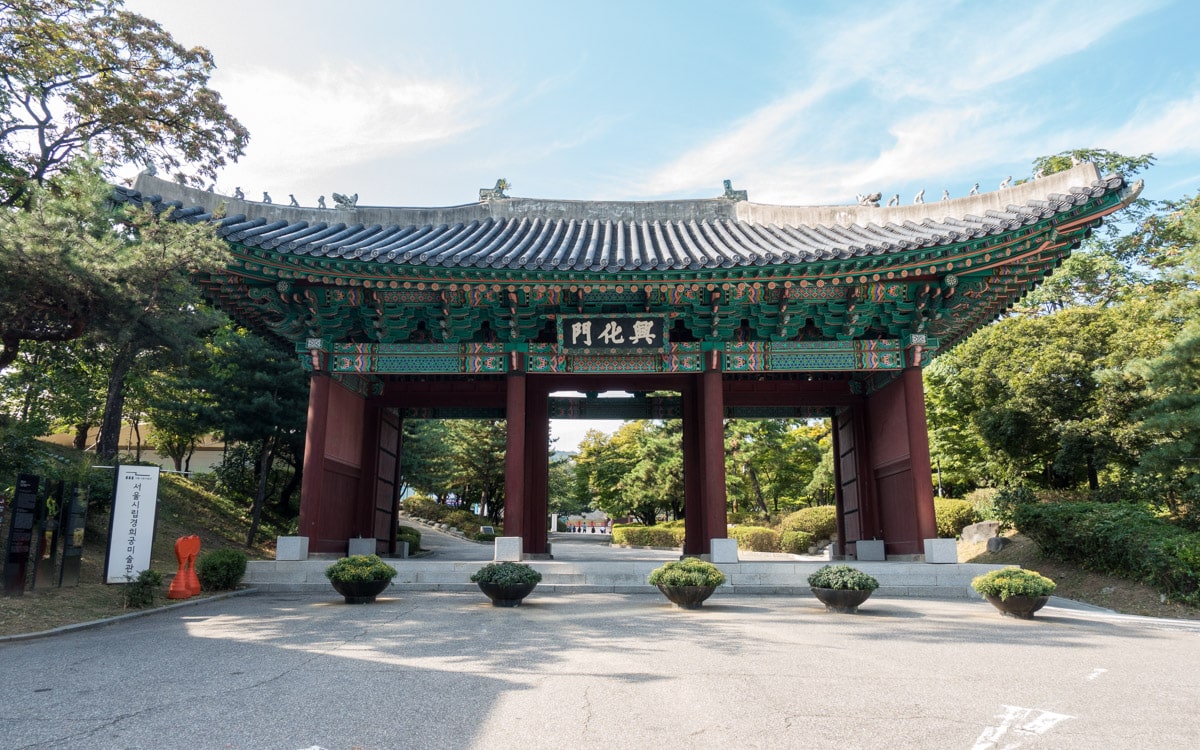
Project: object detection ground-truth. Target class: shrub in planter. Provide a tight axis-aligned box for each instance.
[649,558,727,588]
[780,506,837,540]
[648,558,726,609]
[326,554,398,583]
[470,562,542,607]
[325,554,398,604]
[471,561,543,587]
[195,549,248,591]
[729,526,780,552]
[807,564,879,591]
[780,530,815,554]
[807,564,878,613]
[971,567,1056,618]
[934,498,979,538]
[971,568,1056,600]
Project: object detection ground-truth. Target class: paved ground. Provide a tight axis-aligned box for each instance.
[2,587,1198,749]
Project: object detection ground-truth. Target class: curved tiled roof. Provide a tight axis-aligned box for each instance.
[116,165,1135,274]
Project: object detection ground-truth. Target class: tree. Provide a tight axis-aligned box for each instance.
[0,0,248,207]
[1131,193,1200,500]
[199,325,308,546]
[443,420,507,521]
[0,0,247,368]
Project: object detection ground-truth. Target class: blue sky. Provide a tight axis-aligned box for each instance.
[126,0,1200,449]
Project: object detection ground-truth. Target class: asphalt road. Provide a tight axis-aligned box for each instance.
[1,590,1198,749]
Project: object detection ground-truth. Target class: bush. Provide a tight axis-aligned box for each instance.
[648,558,726,588]
[994,485,1037,528]
[612,525,685,547]
[780,506,837,540]
[963,488,999,521]
[396,525,422,553]
[1015,501,1200,604]
[729,526,780,552]
[195,549,248,591]
[971,568,1056,600]
[807,564,878,591]
[122,569,163,609]
[324,555,398,584]
[780,530,815,554]
[470,562,542,585]
[934,498,979,538]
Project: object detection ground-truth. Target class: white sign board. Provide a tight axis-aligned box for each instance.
[104,466,161,584]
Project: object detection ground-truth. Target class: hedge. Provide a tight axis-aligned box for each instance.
[780,506,837,540]
[729,525,780,552]
[780,530,815,554]
[195,549,247,591]
[934,498,979,538]
[396,525,422,553]
[1015,501,1200,604]
[612,525,685,547]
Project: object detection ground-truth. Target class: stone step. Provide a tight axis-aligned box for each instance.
[246,559,1007,599]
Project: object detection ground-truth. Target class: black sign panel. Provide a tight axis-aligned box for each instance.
[33,480,64,589]
[58,484,88,587]
[558,315,666,352]
[3,474,41,596]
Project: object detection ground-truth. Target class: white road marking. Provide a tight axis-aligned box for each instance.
[972,704,1073,750]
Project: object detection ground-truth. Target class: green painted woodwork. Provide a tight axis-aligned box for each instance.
[201,189,1126,381]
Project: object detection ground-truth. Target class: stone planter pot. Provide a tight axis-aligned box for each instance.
[331,578,391,604]
[984,594,1050,619]
[657,584,717,609]
[811,587,873,613]
[477,581,537,607]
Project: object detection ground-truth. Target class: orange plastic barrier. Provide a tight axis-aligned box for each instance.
[167,535,202,599]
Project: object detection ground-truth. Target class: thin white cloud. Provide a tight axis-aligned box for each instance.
[1106,93,1200,156]
[213,64,492,187]
[635,0,1162,200]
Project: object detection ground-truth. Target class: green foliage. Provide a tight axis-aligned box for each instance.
[470,562,542,586]
[780,530,816,554]
[0,0,248,206]
[324,555,398,584]
[807,564,878,591]
[1015,501,1200,604]
[728,525,780,552]
[612,525,685,547]
[195,548,247,591]
[396,525,422,553]
[993,485,1038,528]
[970,568,1056,600]
[648,558,725,588]
[962,488,1000,522]
[934,498,979,538]
[121,569,163,609]
[780,505,838,540]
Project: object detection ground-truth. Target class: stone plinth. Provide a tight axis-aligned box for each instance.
[494,537,523,562]
[856,539,886,561]
[710,538,739,563]
[276,536,309,561]
[924,538,958,564]
[348,537,377,556]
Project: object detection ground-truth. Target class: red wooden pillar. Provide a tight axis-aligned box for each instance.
[504,360,527,543]
[357,404,382,540]
[298,373,331,542]
[681,378,704,555]
[903,365,938,548]
[700,354,728,549]
[523,379,550,555]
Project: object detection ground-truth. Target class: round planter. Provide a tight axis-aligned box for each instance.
[811,587,872,613]
[657,584,717,609]
[331,578,391,604]
[477,581,537,607]
[984,594,1050,619]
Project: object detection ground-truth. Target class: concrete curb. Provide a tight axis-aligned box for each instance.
[0,588,259,644]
